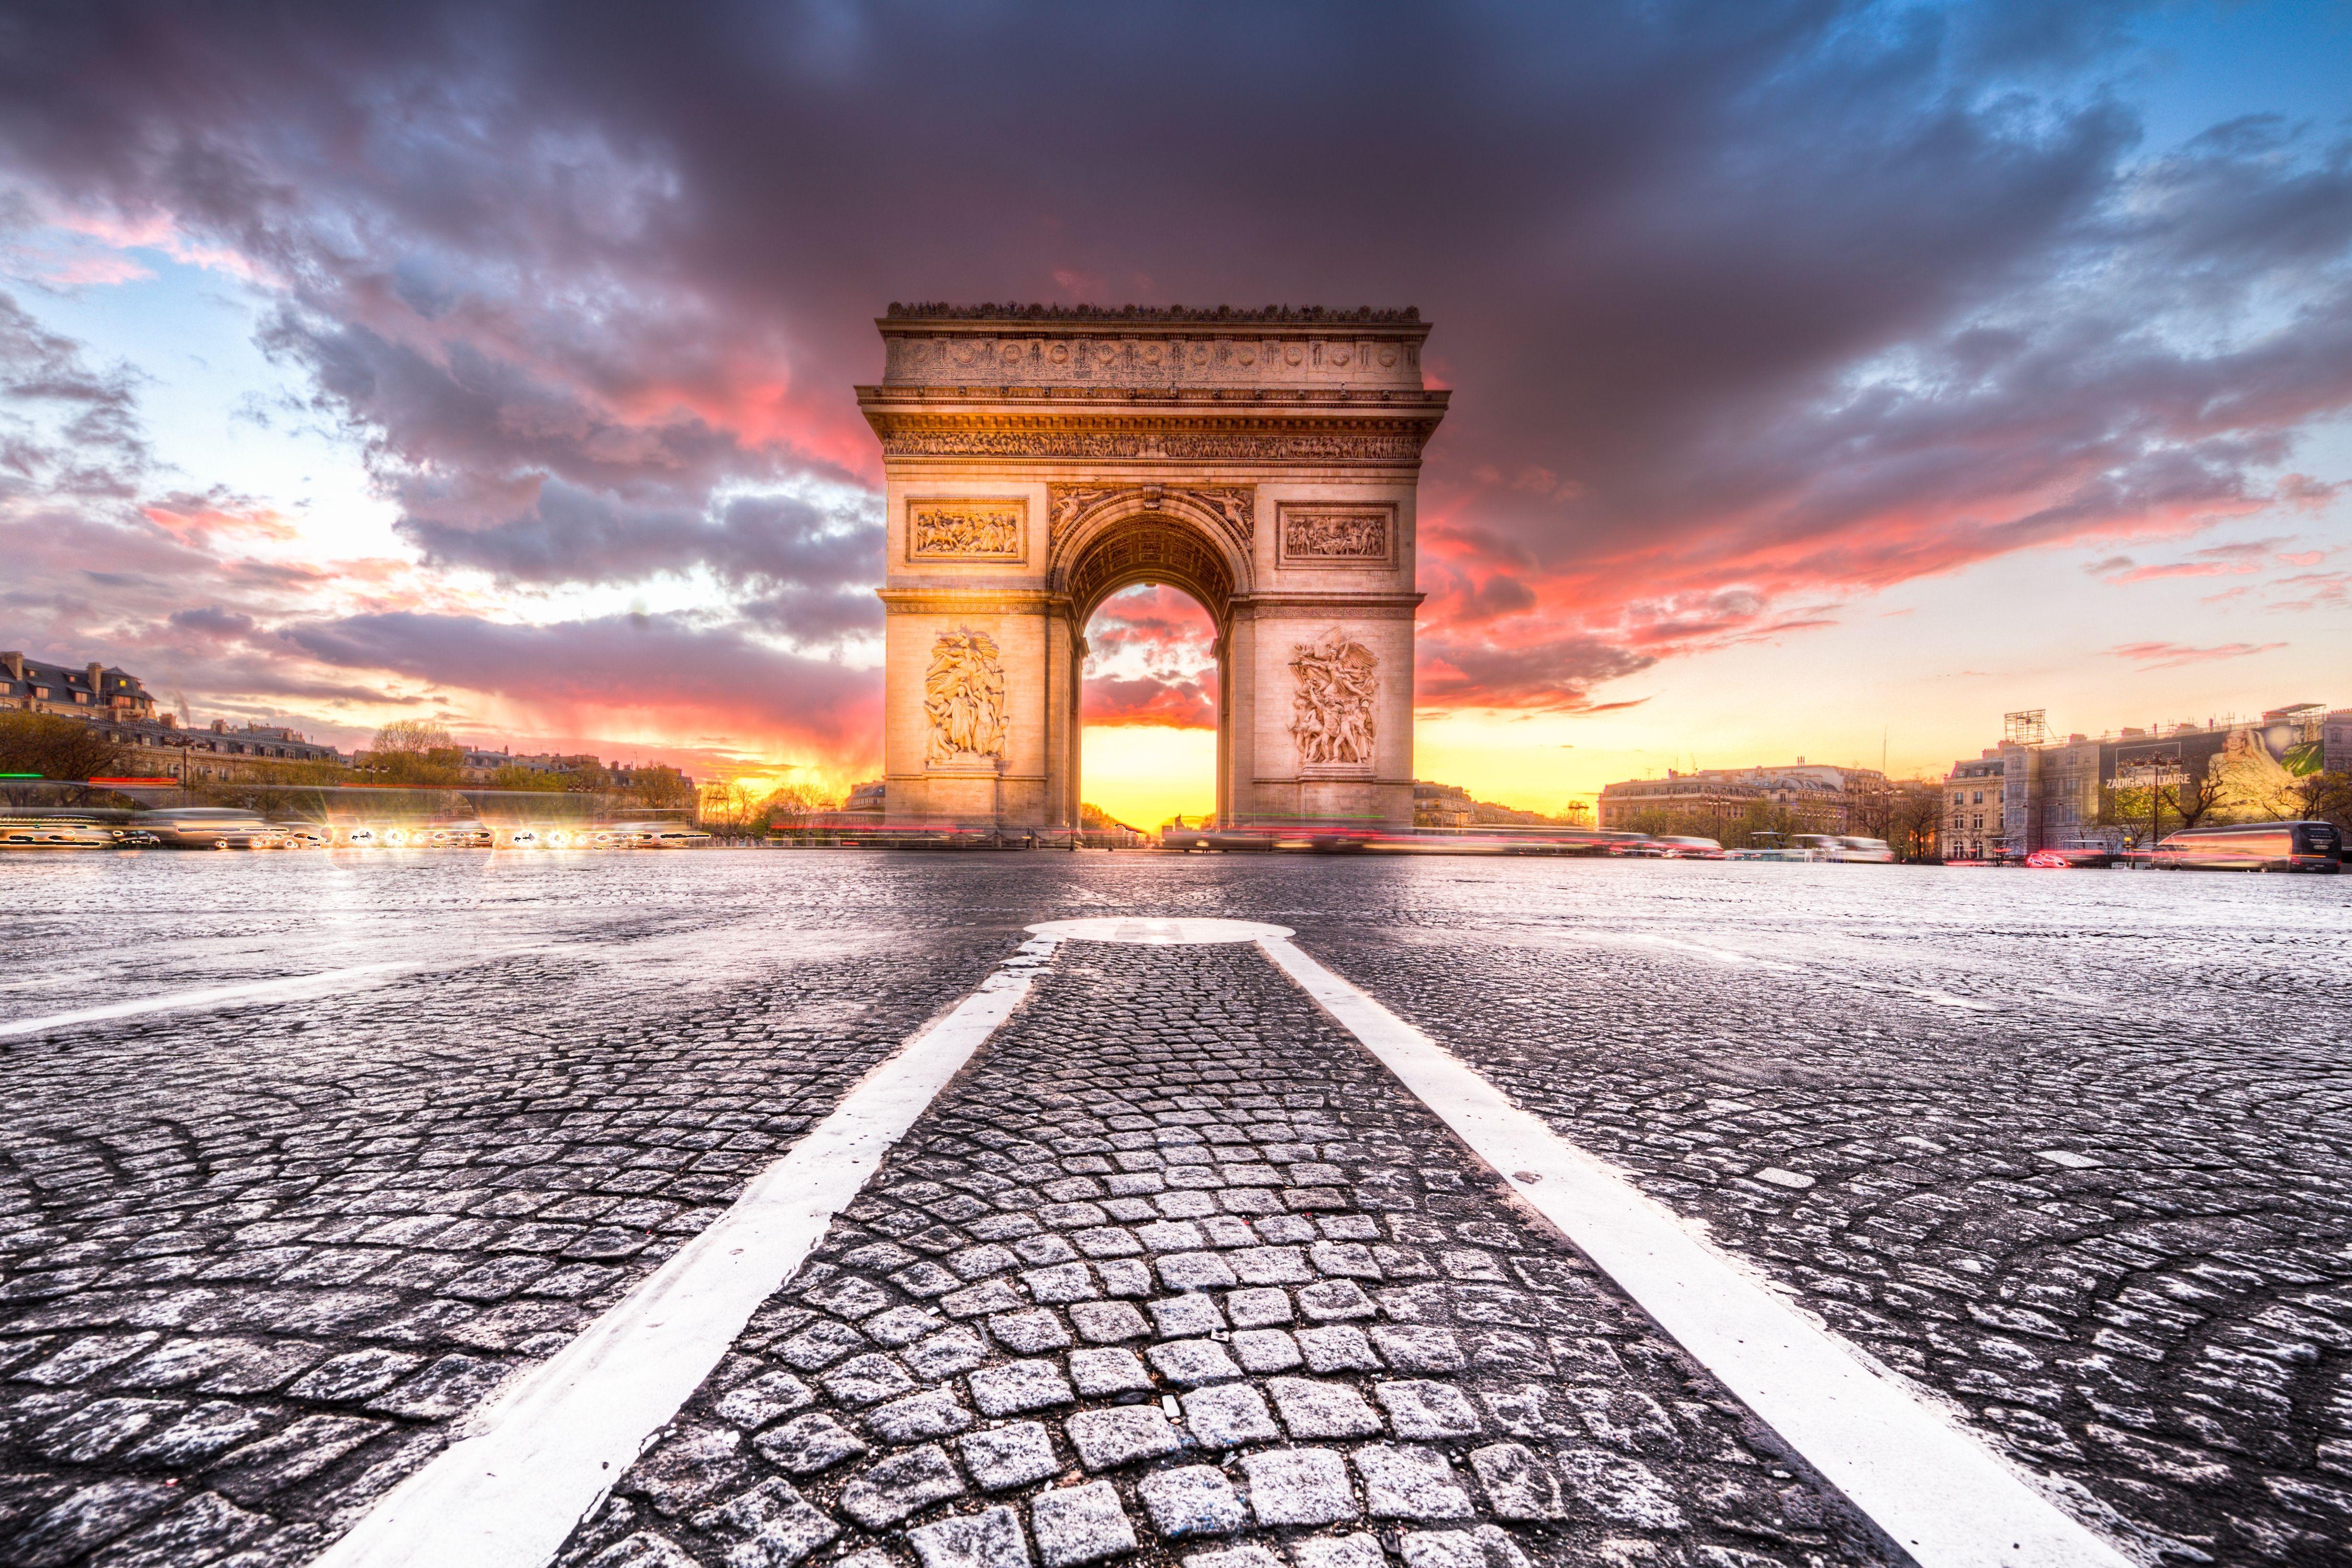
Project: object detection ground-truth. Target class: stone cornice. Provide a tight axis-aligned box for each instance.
[860,396,1446,466]
[1232,592,1426,619]
[877,588,1074,617]
[882,303,1423,326]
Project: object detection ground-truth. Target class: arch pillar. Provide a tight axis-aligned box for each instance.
[859,305,1447,833]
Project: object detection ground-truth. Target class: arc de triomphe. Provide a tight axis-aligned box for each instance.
[858,304,1447,831]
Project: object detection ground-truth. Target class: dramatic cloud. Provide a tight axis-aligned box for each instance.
[2110,640,2288,669]
[0,0,2346,754]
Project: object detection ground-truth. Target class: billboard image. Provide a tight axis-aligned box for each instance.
[2105,709,2326,818]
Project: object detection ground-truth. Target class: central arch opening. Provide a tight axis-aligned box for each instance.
[1059,511,1236,838]
[1080,583,1221,835]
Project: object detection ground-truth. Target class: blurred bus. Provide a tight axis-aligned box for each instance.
[2148,821,2340,873]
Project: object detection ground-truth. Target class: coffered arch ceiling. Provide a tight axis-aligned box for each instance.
[1062,514,1235,632]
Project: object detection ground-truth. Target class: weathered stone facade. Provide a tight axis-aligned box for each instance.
[861,306,1445,830]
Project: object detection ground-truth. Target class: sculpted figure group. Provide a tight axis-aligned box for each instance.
[925,629,1008,764]
[1289,628,1379,767]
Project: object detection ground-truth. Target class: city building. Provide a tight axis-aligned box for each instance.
[1596,761,1887,835]
[1942,753,2005,860]
[1,650,158,721]
[1983,703,2338,854]
[84,717,343,783]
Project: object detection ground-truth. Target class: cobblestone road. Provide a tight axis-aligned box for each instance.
[2,852,2345,1567]
[557,940,1896,1568]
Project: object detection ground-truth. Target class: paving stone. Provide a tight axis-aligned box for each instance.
[1137,1465,1247,1537]
[1182,1548,1283,1568]
[690,1477,840,1566]
[970,1360,1076,1417]
[838,1443,966,1528]
[1374,1381,1483,1440]
[1066,1405,1182,1470]
[1295,1326,1381,1373]
[868,1387,975,1442]
[866,1306,948,1347]
[1296,1281,1376,1321]
[1355,1444,1474,1520]
[1147,1339,1243,1386]
[1291,1536,1387,1568]
[1223,1288,1293,1329]
[1067,1302,1148,1343]
[1465,1442,1567,1520]
[1239,1447,1359,1526]
[959,1421,1059,1492]
[1030,1481,1139,1567]
[1268,1376,1384,1439]
[1149,1295,1225,1337]
[989,1309,1073,1354]
[1397,1526,1532,1568]
[904,1326,991,1381]
[907,1505,1033,1568]
[753,1413,867,1475]
[1069,1347,1153,1396]
[715,1371,818,1430]
[1180,1383,1282,1448]
[1371,1326,1466,1373]
[1229,1329,1302,1374]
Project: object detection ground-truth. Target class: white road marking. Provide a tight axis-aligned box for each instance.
[310,935,1060,1568]
[0,963,414,1038]
[1028,916,1293,946]
[1256,933,2133,1568]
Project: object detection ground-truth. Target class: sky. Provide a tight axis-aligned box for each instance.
[2,0,2349,828]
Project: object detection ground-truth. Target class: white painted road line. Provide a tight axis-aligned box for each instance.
[0,963,415,1039]
[310,936,1061,1568]
[1257,933,2133,1568]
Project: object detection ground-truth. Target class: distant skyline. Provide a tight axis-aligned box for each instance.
[3,2,2348,828]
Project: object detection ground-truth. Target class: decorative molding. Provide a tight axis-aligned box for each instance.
[1048,483,1253,557]
[885,303,1423,324]
[908,498,1026,563]
[880,427,1434,462]
[1289,628,1379,769]
[925,629,1008,768]
[1277,503,1395,569]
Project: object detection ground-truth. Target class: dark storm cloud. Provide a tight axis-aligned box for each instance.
[1,0,2348,716]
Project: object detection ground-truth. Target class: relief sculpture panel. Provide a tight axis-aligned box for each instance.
[1278,503,1394,568]
[1289,628,1379,769]
[909,499,1025,562]
[925,629,1008,766]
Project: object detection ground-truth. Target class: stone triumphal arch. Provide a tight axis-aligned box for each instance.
[859,304,1447,831]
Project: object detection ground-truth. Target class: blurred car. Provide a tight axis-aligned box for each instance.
[1651,836,1725,860]
[1834,836,1895,863]
[0,818,115,850]
[139,807,275,849]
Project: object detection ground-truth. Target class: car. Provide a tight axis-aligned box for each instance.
[1652,835,1725,860]
[138,807,274,849]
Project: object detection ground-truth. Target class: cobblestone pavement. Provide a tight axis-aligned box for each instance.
[3,852,2346,1566]
[1275,862,2352,1566]
[0,857,1023,1567]
[557,939,1900,1568]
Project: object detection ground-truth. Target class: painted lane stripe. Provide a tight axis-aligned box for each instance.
[0,963,415,1039]
[310,936,1060,1568]
[1256,934,2131,1568]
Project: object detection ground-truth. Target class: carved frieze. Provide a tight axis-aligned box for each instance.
[881,428,1433,462]
[1289,628,1378,769]
[1048,484,1255,559]
[882,331,1422,391]
[925,628,1008,767]
[908,499,1025,563]
[1277,503,1395,568]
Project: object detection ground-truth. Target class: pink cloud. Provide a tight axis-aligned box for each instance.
[2109,640,2287,669]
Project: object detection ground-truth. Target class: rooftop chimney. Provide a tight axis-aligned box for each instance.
[1,651,21,680]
